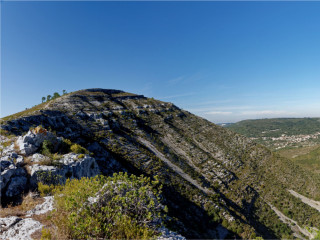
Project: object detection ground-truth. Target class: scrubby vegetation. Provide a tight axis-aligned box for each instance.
[38,135,89,166]
[45,173,166,239]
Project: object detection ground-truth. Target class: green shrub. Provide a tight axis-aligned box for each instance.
[70,143,88,154]
[52,173,165,239]
[41,228,52,240]
[77,154,85,159]
[38,182,56,197]
[41,140,54,156]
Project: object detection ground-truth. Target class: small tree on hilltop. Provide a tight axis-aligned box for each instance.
[62,90,67,95]
[53,92,61,100]
[47,95,52,101]
[42,97,46,103]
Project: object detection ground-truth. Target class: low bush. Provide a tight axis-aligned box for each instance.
[40,140,54,156]
[48,173,166,239]
[77,153,85,159]
[38,182,56,197]
[70,143,88,154]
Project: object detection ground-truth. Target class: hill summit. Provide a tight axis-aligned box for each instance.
[2,88,320,239]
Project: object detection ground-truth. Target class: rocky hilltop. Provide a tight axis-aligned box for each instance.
[2,88,320,239]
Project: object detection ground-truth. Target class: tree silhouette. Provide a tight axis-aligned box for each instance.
[47,95,52,101]
[53,92,61,99]
[42,97,45,103]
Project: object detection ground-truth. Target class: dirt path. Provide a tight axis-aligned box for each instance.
[288,190,320,213]
[268,203,310,239]
[138,137,212,195]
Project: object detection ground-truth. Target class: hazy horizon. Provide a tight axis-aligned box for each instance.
[2,1,320,123]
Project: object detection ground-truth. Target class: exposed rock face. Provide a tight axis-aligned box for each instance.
[16,127,59,156]
[29,153,100,188]
[1,129,100,199]
[0,158,27,198]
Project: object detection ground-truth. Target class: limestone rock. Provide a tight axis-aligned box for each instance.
[26,196,54,216]
[156,227,186,240]
[0,162,16,196]
[0,217,42,240]
[31,153,50,163]
[15,127,59,156]
[29,153,100,187]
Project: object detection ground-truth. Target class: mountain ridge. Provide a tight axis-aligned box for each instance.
[2,88,320,239]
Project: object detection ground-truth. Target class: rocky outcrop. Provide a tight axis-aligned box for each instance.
[29,153,100,188]
[0,157,27,198]
[156,227,186,240]
[0,216,42,240]
[1,128,100,199]
[16,127,60,156]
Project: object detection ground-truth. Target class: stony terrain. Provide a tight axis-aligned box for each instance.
[2,88,320,239]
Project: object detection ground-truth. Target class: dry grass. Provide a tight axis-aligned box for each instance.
[21,193,44,212]
[1,102,50,122]
[31,213,69,240]
[0,204,26,218]
[13,140,21,153]
[0,129,16,138]
[277,144,320,159]
[29,228,43,240]
[0,193,43,218]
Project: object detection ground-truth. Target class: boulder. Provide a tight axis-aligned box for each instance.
[6,176,28,197]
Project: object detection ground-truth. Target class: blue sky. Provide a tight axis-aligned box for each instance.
[1,1,320,123]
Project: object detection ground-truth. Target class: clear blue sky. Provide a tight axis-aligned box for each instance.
[2,1,320,123]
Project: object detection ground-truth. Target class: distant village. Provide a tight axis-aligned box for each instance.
[250,132,320,150]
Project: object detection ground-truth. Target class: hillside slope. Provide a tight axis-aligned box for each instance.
[2,89,320,239]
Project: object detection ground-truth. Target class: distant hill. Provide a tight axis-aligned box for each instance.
[2,90,320,239]
[226,118,320,150]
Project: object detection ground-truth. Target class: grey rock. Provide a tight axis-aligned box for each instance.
[26,196,54,216]
[156,227,186,240]
[0,160,12,171]
[6,176,27,197]
[29,153,100,187]
[31,153,49,163]
[16,129,59,156]
[15,155,24,166]
[0,165,16,195]
[0,217,42,240]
